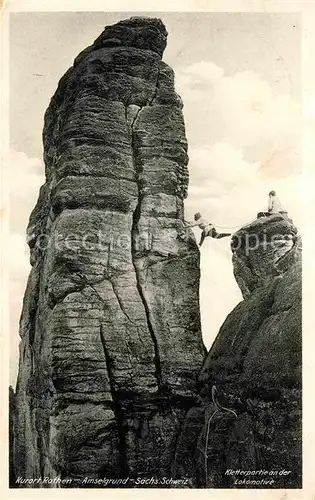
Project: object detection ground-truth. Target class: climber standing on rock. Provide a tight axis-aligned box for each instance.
[268,190,283,213]
[184,213,231,247]
[257,190,288,218]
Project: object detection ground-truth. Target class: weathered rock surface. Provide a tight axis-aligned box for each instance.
[174,216,302,488]
[231,213,301,298]
[13,17,205,487]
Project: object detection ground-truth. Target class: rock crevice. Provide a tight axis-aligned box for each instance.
[99,324,128,476]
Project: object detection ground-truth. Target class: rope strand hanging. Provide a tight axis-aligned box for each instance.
[204,386,237,486]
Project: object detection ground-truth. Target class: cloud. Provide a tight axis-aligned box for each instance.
[186,142,261,227]
[178,60,302,236]
[176,61,301,178]
[188,142,260,191]
[186,142,302,230]
[176,61,224,90]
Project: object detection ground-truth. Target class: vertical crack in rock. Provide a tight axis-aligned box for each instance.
[148,65,160,106]
[128,63,163,391]
[132,258,162,390]
[99,324,128,476]
[130,99,162,390]
[110,281,133,324]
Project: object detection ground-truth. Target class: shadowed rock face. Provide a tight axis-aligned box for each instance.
[14,17,205,486]
[174,216,302,488]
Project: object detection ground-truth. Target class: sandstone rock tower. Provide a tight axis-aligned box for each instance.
[174,214,302,488]
[14,18,205,485]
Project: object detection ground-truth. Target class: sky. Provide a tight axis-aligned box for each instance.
[8,11,302,385]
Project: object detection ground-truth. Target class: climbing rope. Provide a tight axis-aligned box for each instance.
[209,218,257,231]
[185,211,291,234]
[184,217,256,233]
[211,386,237,418]
[204,386,237,487]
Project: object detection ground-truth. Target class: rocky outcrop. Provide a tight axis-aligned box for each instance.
[13,17,205,487]
[232,214,301,297]
[174,215,302,488]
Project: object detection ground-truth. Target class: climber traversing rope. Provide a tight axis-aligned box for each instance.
[184,192,289,247]
[184,212,231,247]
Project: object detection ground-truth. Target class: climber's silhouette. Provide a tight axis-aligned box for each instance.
[184,213,231,247]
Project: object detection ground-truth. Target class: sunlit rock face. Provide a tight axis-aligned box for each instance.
[13,17,205,487]
[174,216,302,489]
[231,214,301,298]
